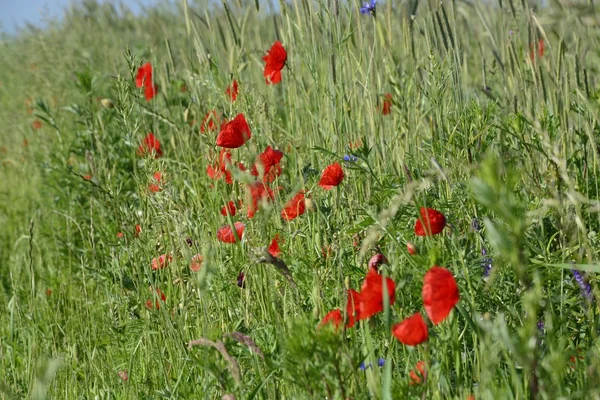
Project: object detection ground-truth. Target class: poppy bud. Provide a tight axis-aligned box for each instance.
[100,98,115,109]
[406,242,418,255]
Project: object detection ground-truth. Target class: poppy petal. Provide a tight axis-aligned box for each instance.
[392,313,428,346]
[422,266,459,324]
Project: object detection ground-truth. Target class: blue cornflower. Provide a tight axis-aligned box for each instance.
[359,361,371,370]
[360,0,376,16]
[377,358,385,367]
[481,247,492,278]
[571,269,592,301]
[343,154,358,162]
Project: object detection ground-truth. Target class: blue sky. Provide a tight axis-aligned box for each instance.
[0,0,160,35]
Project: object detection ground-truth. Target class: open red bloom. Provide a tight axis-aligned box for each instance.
[529,39,545,61]
[32,119,42,129]
[381,93,392,115]
[136,63,157,101]
[137,133,163,158]
[281,191,306,221]
[422,266,459,324]
[345,289,361,328]
[392,313,428,346]
[149,171,163,192]
[136,63,153,88]
[251,146,284,182]
[357,268,396,320]
[263,41,287,84]
[414,207,446,236]
[200,110,220,133]
[190,254,203,272]
[247,181,275,218]
[409,361,427,385]
[145,288,166,310]
[144,83,157,101]
[319,309,343,330]
[216,114,251,148]
[217,222,246,244]
[226,80,239,102]
[319,162,345,190]
[268,234,283,257]
[221,201,237,216]
[368,253,388,270]
[151,254,172,270]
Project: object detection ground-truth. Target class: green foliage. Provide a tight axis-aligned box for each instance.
[1,0,600,398]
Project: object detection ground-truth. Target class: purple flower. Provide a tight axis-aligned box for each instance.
[360,0,376,16]
[481,247,492,277]
[537,321,545,332]
[359,361,370,370]
[343,154,358,162]
[571,269,592,301]
[377,358,385,367]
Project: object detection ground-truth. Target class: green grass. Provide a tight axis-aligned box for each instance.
[1,0,600,398]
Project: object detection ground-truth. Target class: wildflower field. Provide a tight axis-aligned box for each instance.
[1,0,600,398]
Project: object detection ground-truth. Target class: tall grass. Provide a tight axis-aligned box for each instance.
[1,0,600,398]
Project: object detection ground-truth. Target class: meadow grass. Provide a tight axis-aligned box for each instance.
[1,0,600,398]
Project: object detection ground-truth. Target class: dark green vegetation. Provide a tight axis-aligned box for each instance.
[1,0,600,398]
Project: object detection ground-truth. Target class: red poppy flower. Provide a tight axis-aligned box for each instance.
[281,191,306,221]
[357,268,396,320]
[422,266,459,324]
[200,110,220,133]
[144,83,157,101]
[268,234,283,257]
[83,174,92,181]
[216,113,251,148]
[251,146,284,182]
[345,289,361,328]
[135,224,142,237]
[221,201,237,216]
[368,253,388,270]
[247,181,275,218]
[149,171,163,192]
[137,133,163,158]
[409,361,426,385]
[319,309,343,330]
[226,80,239,102]
[406,242,418,255]
[263,41,287,84]
[136,63,157,101]
[414,207,446,236]
[190,254,203,272]
[117,232,124,238]
[529,39,545,61]
[151,254,172,270]
[32,119,42,129]
[217,222,246,244]
[145,288,166,310]
[381,93,392,115]
[319,162,345,190]
[392,313,428,346]
[136,63,153,88]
